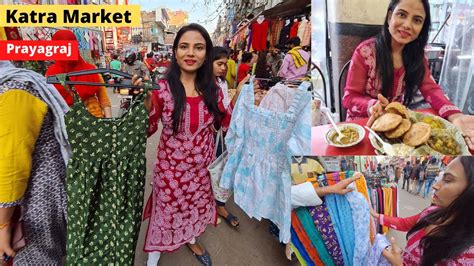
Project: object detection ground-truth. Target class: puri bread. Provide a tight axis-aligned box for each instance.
[371,113,403,132]
[385,102,409,119]
[403,122,431,147]
[384,119,412,139]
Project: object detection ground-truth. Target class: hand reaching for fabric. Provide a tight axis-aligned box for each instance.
[448,113,474,150]
[382,237,403,266]
[370,206,380,219]
[315,172,362,197]
[367,94,390,127]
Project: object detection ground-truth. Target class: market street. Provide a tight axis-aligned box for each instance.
[388,180,432,250]
[106,89,293,265]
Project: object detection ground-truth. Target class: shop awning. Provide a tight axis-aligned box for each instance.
[261,0,311,18]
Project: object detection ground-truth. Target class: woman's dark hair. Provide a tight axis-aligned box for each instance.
[255,51,271,79]
[375,0,431,106]
[167,23,224,133]
[212,46,229,61]
[147,52,154,58]
[241,52,253,63]
[112,54,118,60]
[212,46,229,82]
[126,52,136,65]
[407,157,474,266]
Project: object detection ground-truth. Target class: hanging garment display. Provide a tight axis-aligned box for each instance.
[290,20,300,38]
[220,80,311,244]
[270,19,284,48]
[250,19,270,51]
[279,20,293,45]
[65,84,149,265]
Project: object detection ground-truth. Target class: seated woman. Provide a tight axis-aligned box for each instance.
[370,156,474,265]
[342,0,474,149]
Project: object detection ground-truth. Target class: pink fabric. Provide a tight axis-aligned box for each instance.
[144,80,232,252]
[381,206,474,265]
[342,38,461,121]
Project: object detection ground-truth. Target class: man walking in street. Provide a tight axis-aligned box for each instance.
[424,158,439,198]
[402,161,412,191]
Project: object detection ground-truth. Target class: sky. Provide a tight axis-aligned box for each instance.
[127,0,224,33]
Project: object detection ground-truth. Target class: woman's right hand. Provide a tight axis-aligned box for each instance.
[0,226,15,264]
[367,94,389,127]
[370,206,380,219]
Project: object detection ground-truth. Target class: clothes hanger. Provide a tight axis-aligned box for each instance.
[46,68,160,90]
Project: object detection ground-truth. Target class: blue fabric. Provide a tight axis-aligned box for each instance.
[367,234,391,266]
[346,191,370,265]
[325,194,355,266]
[424,178,435,198]
[291,227,315,266]
[220,80,311,243]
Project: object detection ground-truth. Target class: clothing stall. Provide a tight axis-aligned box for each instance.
[229,12,311,52]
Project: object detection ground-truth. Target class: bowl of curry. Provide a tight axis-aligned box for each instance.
[325,123,365,148]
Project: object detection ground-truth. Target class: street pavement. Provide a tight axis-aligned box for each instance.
[106,89,292,266]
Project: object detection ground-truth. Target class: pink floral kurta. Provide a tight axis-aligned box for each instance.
[342,38,462,121]
[143,80,232,252]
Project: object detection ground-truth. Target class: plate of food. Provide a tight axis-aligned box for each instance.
[368,102,471,155]
[325,123,365,148]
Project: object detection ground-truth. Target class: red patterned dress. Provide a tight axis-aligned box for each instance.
[143,80,232,252]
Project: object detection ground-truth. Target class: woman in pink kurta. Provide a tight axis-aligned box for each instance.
[342,0,474,149]
[142,23,249,266]
[370,156,474,265]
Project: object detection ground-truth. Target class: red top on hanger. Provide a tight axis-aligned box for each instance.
[251,19,270,51]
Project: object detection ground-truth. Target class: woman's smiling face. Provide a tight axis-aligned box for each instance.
[387,0,426,47]
[174,30,206,74]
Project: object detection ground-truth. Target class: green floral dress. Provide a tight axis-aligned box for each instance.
[65,85,149,265]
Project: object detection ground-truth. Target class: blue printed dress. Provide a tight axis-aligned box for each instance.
[220,81,311,243]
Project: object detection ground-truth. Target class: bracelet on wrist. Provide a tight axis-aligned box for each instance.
[0,222,11,229]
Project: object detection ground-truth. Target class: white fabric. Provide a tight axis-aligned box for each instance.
[297,20,310,41]
[259,83,296,112]
[291,182,322,208]
[217,78,230,108]
[147,252,161,266]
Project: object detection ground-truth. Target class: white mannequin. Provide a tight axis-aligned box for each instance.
[285,19,290,26]
[294,18,298,23]
[257,15,265,24]
[301,16,307,22]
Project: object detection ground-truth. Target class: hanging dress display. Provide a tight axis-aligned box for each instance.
[250,19,270,51]
[65,84,149,265]
[220,80,311,244]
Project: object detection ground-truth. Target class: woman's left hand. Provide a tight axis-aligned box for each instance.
[382,237,403,266]
[448,113,474,150]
